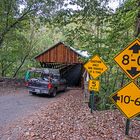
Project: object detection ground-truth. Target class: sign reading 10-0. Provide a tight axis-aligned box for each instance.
[110,82,140,119]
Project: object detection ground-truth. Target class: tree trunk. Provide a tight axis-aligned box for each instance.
[120,73,125,87]
[13,54,29,78]
[0,62,13,77]
[0,37,4,48]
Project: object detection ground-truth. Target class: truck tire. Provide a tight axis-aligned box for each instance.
[29,91,36,95]
[62,85,67,92]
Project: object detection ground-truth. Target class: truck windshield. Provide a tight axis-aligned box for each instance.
[53,75,60,79]
[41,74,52,81]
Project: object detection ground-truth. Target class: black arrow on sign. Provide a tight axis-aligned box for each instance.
[112,93,120,103]
[127,67,140,77]
[129,43,140,53]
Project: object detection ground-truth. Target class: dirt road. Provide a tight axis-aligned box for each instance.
[0,87,140,140]
[0,87,64,126]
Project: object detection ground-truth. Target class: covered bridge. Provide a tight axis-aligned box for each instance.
[35,42,85,87]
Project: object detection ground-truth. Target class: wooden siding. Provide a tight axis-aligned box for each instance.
[35,43,82,64]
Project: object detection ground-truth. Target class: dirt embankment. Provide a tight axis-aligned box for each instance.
[0,78,25,96]
[0,89,140,140]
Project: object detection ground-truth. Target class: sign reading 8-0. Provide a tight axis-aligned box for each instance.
[114,39,140,79]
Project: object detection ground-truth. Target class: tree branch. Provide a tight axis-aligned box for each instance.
[0,5,33,47]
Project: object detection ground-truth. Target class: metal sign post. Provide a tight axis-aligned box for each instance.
[84,54,108,113]
[90,91,95,113]
[110,39,140,136]
[88,80,99,113]
[125,119,130,135]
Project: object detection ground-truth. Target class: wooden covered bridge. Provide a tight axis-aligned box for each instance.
[35,42,85,87]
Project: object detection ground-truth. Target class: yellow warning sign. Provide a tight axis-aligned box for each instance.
[88,80,100,92]
[114,39,140,80]
[84,55,108,79]
[110,82,140,119]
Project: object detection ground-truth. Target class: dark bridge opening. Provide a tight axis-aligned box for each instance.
[40,62,83,87]
[61,64,82,87]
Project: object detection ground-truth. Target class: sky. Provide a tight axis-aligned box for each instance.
[108,0,120,11]
[66,0,120,11]
[20,0,120,13]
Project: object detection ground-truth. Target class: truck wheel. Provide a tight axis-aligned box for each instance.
[29,91,36,95]
[51,88,57,97]
[63,85,67,92]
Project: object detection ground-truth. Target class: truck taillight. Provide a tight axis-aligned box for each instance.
[48,83,53,89]
[25,82,29,86]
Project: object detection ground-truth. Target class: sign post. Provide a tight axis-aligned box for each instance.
[110,39,140,136]
[125,119,130,135]
[84,55,108,113]
[90,91,94,113]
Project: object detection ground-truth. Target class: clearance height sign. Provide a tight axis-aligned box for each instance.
[110,82,140,119]
[114,39,140,79]
[110,39,140,119]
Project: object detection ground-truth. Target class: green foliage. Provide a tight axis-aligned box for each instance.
[0,0,67,78]
[52,0,140,110]
[0,0,140,110]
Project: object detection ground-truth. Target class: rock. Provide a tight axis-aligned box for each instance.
[25,132,30,136]
[30,132,35,137]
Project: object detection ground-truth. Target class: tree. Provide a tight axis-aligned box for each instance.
[135,0,140,37]
[0,0,66,77]
[51,0,139,109]
[0,0,65,48]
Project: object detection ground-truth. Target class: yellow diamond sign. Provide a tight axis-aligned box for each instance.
[88,80,100,92]
[114,39,140,79]
[84,55,108,79]
[110,82,140,119]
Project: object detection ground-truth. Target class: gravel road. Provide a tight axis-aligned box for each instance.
[0,87,64,127]
[0,87,140,140]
